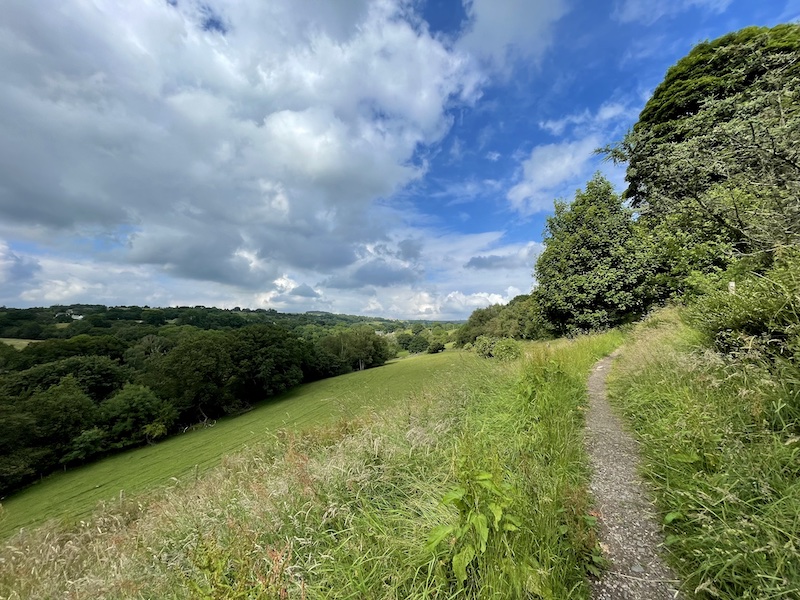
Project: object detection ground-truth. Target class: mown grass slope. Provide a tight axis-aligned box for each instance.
[0,352,471,539]
[0,338,39,350]
[1,333,623,599]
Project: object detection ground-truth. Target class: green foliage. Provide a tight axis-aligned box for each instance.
[688,251,800,431]
[473,335,497,358]
[317,326,391,371]
[456,295,552,347]
[609,311,800,598]
[61,428,108,465]
[535,174,652,332]
[426,341,445,354]
[607,23,800,292]
[492,339,521,362]
[0,355,128,403]
[426,470,522,588]
[100,384,177,447]
[407,334,430,354]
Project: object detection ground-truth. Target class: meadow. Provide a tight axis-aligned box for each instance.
[0,351,471,539]
[0,332,624,599]
[0,338,39,350]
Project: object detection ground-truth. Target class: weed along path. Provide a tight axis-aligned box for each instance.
[584,352,682,599]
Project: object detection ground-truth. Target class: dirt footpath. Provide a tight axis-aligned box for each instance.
[584,352,682,600]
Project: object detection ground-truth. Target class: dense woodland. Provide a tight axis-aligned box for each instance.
[0,306,458,496]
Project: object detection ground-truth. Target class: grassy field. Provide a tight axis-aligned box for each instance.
[608,309,800,599]
[0,333,624,599]
[0,351,474,539]
[0,337,40,349]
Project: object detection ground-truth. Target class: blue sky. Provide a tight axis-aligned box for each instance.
[0,0,795,319]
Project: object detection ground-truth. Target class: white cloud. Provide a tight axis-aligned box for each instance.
[539,101,632,136]
[458,0,569,70]
[0,0,481,280]
[613,0,732,24]
[507,136,601,214]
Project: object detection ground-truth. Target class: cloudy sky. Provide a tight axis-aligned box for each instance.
[0,0,794,319]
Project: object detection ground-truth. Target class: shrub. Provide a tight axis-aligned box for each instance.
[427,341,445,354]
[492,339,522,362]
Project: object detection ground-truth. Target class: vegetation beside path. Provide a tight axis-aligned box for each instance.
[609,309,800,599]
[0,332,622,599]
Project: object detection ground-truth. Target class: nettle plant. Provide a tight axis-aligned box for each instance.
[426,469,522,587]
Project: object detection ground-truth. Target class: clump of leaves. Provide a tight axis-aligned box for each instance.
[426,469,522,588]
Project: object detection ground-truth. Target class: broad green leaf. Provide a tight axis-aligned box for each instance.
[425,524,454,552]
[488,502,503,529]
[452,544,476,584]
[473,471,493,481]
[476,479,501,495]
[471,513,489,552]
[441,487,466,506]
[664,511,683,524]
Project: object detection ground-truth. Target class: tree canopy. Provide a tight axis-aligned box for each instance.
[534,174,651,333]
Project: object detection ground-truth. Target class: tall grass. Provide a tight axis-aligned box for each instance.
[608,308,800,599]
[0,333,622,599]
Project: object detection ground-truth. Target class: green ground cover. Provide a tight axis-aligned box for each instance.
[0,332,624,599]
[608,309,800,599]
[0,338,39,349]
[0,351,470,538]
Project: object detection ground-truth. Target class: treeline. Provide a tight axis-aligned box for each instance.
[0,316,408,496]
[458,24,800,387]
[0,304,458,341]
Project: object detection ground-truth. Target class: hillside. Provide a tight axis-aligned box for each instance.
[0,351,470,539]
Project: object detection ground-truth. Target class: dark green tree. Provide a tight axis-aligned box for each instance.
[605,24,800,278]
[99,384,177,446]
[535,174,652,332]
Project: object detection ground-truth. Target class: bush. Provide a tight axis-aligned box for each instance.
[492,338,522,362]
[427,341,445,354]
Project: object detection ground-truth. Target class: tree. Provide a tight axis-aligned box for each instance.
[606,24,800,272]
[150,329,236,422]
[407,335,430,354]
[227,325,306,402]
[535,174,652,332]
[99,384,176,446]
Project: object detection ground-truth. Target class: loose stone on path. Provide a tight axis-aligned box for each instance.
[584,352,682,600]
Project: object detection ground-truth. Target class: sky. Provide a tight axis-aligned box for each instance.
[0,0,796,319]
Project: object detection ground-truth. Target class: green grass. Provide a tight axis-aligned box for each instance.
[608,308,800,599]
[0,352,473,539]
[0,333,624,599]
[0,337,40,349]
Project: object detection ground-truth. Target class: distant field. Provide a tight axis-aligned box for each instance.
[0,351,478,538]
[0,338,41,349]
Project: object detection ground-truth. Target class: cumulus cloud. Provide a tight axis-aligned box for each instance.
[0,0,482,291]
[613,0,732,24]
[465,242,542,270]
[506,136,601,214]
[506,98,639,215]
[458,0,569,70]
[0,240,40,299]
[0,0,573,318]
[539,102,631,136]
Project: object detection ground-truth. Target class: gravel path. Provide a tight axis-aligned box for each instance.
[585,352,682,600]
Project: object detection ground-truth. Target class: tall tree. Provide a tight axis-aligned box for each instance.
[606,24,800,264]
[534,174,651,332]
